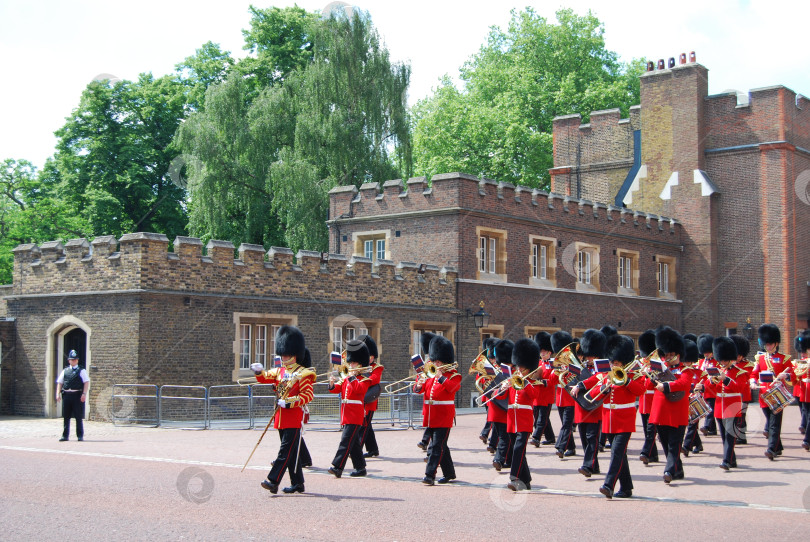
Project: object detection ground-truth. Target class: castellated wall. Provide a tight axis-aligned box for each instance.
[11,233,456,308]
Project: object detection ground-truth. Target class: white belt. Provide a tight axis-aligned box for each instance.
[645,390,655,395]
[606,402,636,410]
[802,378,810,383]
[508,404,533,410]
[341,399,363,405]
[716,393,741,398]
[426,400,454,405]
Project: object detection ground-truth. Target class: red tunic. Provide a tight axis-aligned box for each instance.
[329,375,370,425]
[415,370,461,428]
[638,376,656,415]
[750,352,793,408]
[532,362,555,407]
[255,364,315,430]
[703,365,747,418]
[796,358,810,402]
[573,372,603,424]
[507,379,540,433]
[599,377,645,434]
[364,362,384,413]
[547,371,576,408]
[649,365,693,428]
[697,357,717,399]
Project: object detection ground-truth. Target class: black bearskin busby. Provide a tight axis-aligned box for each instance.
[758,324,781,346]
[359,334,378,360]
[712,336,738,363]
[580,329,607,359]
[729,335,750,359]
[493,339,515,367]
[429,336,455,365]
[655,326,685,360]
[420,332,437,359]
[551,330,574,354]
[512,338,540,372]
[683,340,699,364]
[534,331,552,353]
[638,330,656,358]
[606,334,635,364]
[600,325,618,338]
[697,334,715,356]
[275,325,306,361]
[345,339,370,367]
[794,330,810,354]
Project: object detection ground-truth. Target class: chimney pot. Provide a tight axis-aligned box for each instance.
[646,61,655,72]
[668,57,675,68]
[689,51,696,63]
[657,59,665,70]
[679,53,686,64]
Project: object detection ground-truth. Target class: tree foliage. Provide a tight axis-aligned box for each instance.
[413,8,644,189]
[178,9,411,251]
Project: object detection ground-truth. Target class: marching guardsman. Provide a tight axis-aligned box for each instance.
[417,332,437,454]
[750,323,793,460]
[794,330,810,451]
[478,337,500,450]
[569,329,607,478]
[414,335,461,485]
[698,337,747,470]
[637,330,660,465]
[697,334,718,436]
[328,339,372,478]
[548,331,577,458]
[253,325,315,494]
[491,339,515,472]
[359,334,383,459]
[530,331,557,447]
[680,339,704,457]
[598,325,619,453]
[650,326,693,484]
[506,338,543,491]
[729,334,754,445]
[588,335,645,499]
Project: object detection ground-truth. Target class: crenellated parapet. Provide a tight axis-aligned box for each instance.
[11,233,457,308]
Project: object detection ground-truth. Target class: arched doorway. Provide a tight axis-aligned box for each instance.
[45,317,91,418]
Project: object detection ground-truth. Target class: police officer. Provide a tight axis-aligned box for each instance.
[56,350,90,441]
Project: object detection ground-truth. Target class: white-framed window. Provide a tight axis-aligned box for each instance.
[411,324,453,357]
[529,236,556,287]
[578,250,592,285]
[353,230,389,262]
[479,236,497,273]
[656,255,676,297]
[476,227,507,281]
[658,262,669,293]
[574,243,600,291]
[233,313,296,379]
[616,249,639,294]
[364,240,374,260]
[532,243,547,279]
[239,324,252,369]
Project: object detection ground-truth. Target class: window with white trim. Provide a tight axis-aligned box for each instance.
[529,236,556,286]
[616,249,639,295]
[574,243,600,291]
[234,313,296,379]
[656,255,676,298]
[475,227,507,281]
[353,230,389,262]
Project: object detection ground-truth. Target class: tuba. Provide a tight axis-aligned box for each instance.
[552,343,584,387]
[642,349,685,402]
[469,350,499,393]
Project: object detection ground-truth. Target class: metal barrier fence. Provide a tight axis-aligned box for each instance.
[110,382,427,429]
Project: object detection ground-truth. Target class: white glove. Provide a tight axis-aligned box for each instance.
[277,399,287,408]
[251,363,264,374]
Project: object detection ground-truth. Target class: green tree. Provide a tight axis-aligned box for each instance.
[0,159,90,283]
[54,73,189,239]
[175,41,234,111]
[178,9,411,251]
[413,8,644,189]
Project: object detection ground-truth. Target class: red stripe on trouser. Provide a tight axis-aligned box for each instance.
[273,430,296,484]
[609,437,629,491]
[337,425,360,469]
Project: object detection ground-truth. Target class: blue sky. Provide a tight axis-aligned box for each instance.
[1,0,808,169]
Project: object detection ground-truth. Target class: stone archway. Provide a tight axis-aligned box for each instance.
[45,316,92,418]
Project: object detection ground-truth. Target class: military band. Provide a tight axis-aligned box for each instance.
[249,322,807,498]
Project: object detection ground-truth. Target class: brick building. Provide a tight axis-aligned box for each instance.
[1,56,808,418]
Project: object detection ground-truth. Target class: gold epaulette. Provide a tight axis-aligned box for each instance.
[297,368,316,381]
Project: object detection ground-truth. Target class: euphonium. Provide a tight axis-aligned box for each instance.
[793,359,809,378]
[552,343,583,386]
[424,361,458,379]
[468,350,498,393]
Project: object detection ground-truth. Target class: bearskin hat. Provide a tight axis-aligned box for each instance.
[420,332,436,358]
[638,330,657,358]
[683,333,698,343]
[493,339,515,367]
[729,335,750,359]
[275,325,306,361]
[429,336,455,365]
[712,336,738,363]
[580,329,607,359]
[345,339,370,367]
[512,338,540,371]
[697,334,715,356]
[482,337,498,357]
[300,348,312,369]
[655,326,685,360]
[534,331,552,353]
[359,334,378,360]
[551,331,574,354]
[600,325,618,338]
[758,324,781,345]
[794,330,810,354]
[606,334,635,364]
[683,340,699,363]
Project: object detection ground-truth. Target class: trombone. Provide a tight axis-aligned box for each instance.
[479,365,543,406]
[384,361,459,394]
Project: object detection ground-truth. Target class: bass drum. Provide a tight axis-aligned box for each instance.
[688,393,711,424]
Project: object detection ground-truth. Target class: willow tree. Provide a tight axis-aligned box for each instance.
[177,9,411,251]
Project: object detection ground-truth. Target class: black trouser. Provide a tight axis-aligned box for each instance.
[717,417,738,465]
[762,407,784,453]
[509,431,531,486]
[331,423,365,471]
[424,427,455,480]
[268,428,304,486]
[361,410,379,455]
[299,437,312,466]
[419,426,431,447]
[61,392,84,439]
[555,406,576,453]
[657,424,686,477]
[800,401,809,434]
[531,405,555,442]
[639,413,659,460]
[481,419,492,439]
[702,398,717,433]
[578,421,601,473]
[493,422,513,466]
[683,420,702,451]
[603,432,632,492]
[735,402,749,442]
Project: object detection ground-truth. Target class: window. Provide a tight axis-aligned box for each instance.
[353,230,390,262]
[233,313,297,380]
[476,227,507,281]
[656,255,676,298]
[616,249,639,295]
[574,243,600,291]
[529,236,556,287]
[410,323,455,357]
[330,316,381,355]
[525,326,560,340]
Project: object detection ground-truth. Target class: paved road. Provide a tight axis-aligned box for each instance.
[1,406,808,541]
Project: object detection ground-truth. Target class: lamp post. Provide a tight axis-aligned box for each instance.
[742,318,754,341]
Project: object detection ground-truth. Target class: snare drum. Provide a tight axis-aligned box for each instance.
[761,381,795,414]
[688,393,711,424]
